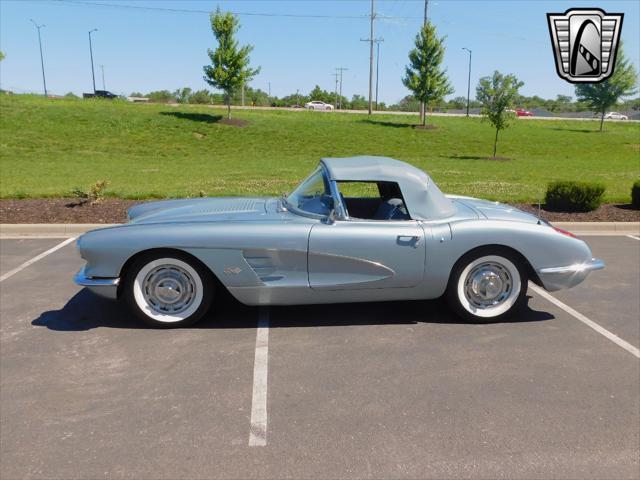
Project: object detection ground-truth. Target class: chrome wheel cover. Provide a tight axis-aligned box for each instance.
[141,264,196,315]
[464,262,512,309]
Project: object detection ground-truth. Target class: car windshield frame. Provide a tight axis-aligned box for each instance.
[284,165,346,219]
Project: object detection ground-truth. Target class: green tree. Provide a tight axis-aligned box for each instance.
[203,8,260,119]
[349,94,369,110]
[402,22,453,125]
[448,96,467,110]
[308,85,333,104]
[0,51,5,62]
[190,89,213,104]
[173,87,192,104]
[476,71,524,158]
[147,90,175,103]
[575,45,638,131]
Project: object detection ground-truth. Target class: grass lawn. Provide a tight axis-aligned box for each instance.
[1,95,638,202]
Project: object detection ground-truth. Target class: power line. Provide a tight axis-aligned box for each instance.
[51,0,422,20]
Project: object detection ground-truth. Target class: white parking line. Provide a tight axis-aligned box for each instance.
[248,307,269,447]
[0,236,70,240]
[626,234,640,241]
[530,283,640,358]
[0,237,76,283]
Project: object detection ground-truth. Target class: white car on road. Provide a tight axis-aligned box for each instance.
[604,112,628,120]
[305,100,334,111]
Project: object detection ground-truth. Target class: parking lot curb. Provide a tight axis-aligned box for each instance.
[0,224,118,237]
[555,222,640,234]
[1,222,638,237]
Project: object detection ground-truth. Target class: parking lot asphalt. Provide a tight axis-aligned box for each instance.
[0,236,638,479]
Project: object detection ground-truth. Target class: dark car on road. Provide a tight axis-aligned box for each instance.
[83,90,118,99]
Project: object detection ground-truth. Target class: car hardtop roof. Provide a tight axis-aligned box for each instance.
[320,156,456,220]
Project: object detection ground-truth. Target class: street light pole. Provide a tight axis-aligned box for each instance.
[462,47,472,117]
[30,19,47,97]
[88,29,98,93]
[100,64,106,90]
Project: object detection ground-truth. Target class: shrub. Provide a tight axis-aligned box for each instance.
[545,181,605,212]
[632,180,640,209]
[71,180,110,205]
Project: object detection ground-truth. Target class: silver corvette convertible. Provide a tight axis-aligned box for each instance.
[75,156,604,327]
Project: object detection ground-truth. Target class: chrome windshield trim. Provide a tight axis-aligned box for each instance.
[538,258,605,274]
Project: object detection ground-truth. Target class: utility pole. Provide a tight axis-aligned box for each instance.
[100,64,106,90]
[336,67,348,109]
[331,72,340,109]
[241,83,245,107]
[359,0,376,115]
[374,38,384,110]
[88,29,98,93]
[419,0,429,123]
[462,48,472,117]
[268,82,271,97]
[29,19,47,97]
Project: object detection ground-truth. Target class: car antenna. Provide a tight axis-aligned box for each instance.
[537,197,542,225]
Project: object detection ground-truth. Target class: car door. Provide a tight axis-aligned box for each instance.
[308,220,426,290]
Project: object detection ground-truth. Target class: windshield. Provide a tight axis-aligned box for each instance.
[285,167,333,216]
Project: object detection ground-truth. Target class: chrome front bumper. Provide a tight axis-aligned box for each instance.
[536,258,605,292]
[74,266,120,300]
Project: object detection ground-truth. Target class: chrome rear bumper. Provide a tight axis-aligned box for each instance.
[537,258,604,291]
[74,266,119,300]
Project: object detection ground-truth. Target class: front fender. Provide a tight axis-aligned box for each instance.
[76,221,312,290]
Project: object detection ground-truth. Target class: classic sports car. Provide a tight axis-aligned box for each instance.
[75,156,604,327]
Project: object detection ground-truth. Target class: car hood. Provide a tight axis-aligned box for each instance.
[127,197,281,224]
[448,196,540,224]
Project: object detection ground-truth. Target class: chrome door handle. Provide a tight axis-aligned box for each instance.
[397,235,421,247]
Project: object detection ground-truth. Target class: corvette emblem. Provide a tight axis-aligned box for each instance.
[224,266,242,275]
[547,8,623,83]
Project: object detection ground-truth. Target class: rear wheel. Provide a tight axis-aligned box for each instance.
[446,248,528,322]
[122,252,214,328]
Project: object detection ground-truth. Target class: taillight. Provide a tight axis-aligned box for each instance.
[553,226,576,238]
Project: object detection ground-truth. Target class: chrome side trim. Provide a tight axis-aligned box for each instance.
[538,258,605,274]
[74,266,119,299]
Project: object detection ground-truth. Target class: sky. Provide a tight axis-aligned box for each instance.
[1,0,639,104]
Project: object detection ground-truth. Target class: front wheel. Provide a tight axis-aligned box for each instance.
[446,249,528,322]
[122,253,214,328]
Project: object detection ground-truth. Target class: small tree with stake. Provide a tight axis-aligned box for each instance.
[402,22,453,126]
[575,44,637,132]
[476,71,523,158]
[203,8,260,119]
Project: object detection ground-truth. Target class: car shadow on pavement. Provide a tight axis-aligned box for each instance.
[32,289,554,332]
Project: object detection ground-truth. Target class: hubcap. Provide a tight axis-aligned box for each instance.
[142,265,196,314]
[464,262,512,309]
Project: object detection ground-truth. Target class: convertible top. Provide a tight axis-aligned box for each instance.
[321,156,456,220]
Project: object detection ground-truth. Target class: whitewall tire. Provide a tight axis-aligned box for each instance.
[123,253,214,328]
[446,249,528,322]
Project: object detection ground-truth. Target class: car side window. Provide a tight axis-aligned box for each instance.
[337,181,411,221]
